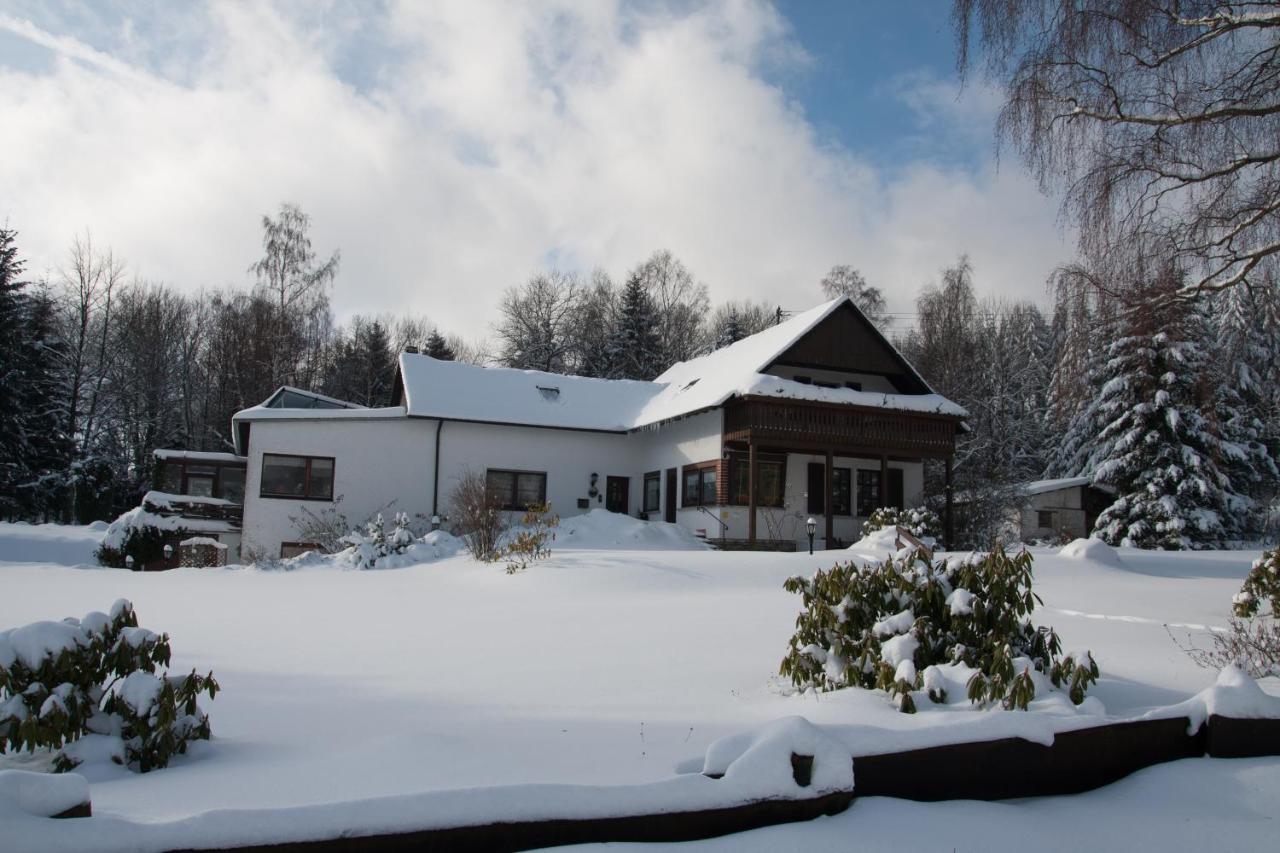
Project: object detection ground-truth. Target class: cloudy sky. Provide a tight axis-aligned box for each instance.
[0,0,1070,341]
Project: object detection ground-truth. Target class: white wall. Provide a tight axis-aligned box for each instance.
[241,417,437,559]
[434,420,634,520]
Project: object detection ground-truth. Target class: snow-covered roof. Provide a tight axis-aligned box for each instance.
[238,297,966,433]
[153,449,245,464]
[1023,477,1092,496]
[397,358,656,431]
[234,405,407,423]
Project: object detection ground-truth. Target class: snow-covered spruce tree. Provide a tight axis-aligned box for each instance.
[1210,284,1280,539]
[779,545,1096,712]
[607,274,664,380]
[1088,272,1236,549]
[0,227,31,518]
[1184,547,1280,678]
[424,328,456,361]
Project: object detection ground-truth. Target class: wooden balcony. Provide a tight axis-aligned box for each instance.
[723,396,959,458]
[142,492,243,527]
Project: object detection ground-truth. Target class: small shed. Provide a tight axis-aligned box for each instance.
[1018,477,1113,541]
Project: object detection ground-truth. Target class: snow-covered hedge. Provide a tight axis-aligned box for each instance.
[0,600,218,772]
[865,506,941,541]
[95,506,191,569]
[779,545,1097,712]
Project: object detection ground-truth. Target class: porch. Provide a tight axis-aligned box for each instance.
[720,396,961,548]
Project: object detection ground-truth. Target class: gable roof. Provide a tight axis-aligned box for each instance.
[389,297,966,431]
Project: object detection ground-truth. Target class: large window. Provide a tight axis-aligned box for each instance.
[486,469,547,510]
[260,454,334,500]
[643,471,661,513]
[683,465,717,507]
[806,463,851,515]
[727,453,785,507]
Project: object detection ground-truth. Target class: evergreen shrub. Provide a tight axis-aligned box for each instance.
[779,544,1096,712]
[0,600,218,772]
[865,506,941,540]
[1185,547,1280,677]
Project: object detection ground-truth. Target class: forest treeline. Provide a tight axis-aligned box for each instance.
[2,204,1278,545]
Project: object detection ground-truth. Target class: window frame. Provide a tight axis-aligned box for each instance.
[855,469,882,517]
[726,453,785,508]
[682,463,718,507]
[485,468,548,511]
[643,471,661,514]
[805,464,852,516]
[280,541,322,559]
[259,453,336,501]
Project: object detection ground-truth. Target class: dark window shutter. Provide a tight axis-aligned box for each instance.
[807,463,824,514]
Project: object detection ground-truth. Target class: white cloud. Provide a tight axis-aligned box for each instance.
[0,0,1069,342]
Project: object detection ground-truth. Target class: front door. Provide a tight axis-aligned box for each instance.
[606,476,629,514]
[664,468,677,523]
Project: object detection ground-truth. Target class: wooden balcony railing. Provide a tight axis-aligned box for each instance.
[723,396,958,457]
[142,493,244,527]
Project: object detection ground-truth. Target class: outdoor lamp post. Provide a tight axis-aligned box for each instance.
[806,517,816,555]
[430,515,441,531]
[125,555,135,571]
[163,544,174,562]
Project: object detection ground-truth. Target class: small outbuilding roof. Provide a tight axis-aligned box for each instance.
[1023,477,1092,496]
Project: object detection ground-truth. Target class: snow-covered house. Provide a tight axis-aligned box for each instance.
[156,297,966,558]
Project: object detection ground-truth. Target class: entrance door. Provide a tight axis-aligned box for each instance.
[606,476,629,514]
[664,468,677,523]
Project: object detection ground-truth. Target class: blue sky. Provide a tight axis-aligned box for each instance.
[0,1,1064,341]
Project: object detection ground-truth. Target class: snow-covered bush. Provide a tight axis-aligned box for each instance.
[449,470,507,562]
[342,512,414,570]
[95,506,190,569]
[865,506,941,541]
[0,600,218,773]
[503,503,559,574]
[779,544,1097,712]
[1183,547,1280,678]
[287,497,353,554]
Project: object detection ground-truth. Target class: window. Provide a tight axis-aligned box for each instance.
[485,469,547,510]
[806,464,851,515]
[856,469,881,517]
[643,472,661,513]
[727,454,785,507]
[844,380,862,391]
[220,468,246,504]
[280,542,320,559]
[683,465,717,506]
[260,454,335,500]
[1038,510,1055,529]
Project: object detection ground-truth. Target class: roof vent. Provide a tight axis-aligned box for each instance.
[536,385,561,401]
[682,378,700,390]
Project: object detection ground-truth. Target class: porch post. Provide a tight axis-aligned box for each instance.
[748,440,758,544]
[944,455,955,549]
[824,449,834,547]
[879,455,888,510]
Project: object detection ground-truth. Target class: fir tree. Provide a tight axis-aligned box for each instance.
[607,275,662,380]
[0,227,29,516]
[714,309,744,350]
[19,287,73,520]
[1088,273,1236,549]
[424,329,455,361]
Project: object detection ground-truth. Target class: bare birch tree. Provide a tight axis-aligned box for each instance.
[955,0,1280,295]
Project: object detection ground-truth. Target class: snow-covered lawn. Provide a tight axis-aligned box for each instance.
[1,517,1277,851]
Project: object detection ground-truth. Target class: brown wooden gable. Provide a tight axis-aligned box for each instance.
[765,301,930,394]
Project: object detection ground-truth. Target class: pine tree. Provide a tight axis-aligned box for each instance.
[1088,273,1236,549]
[607,275,663,380]
[714,309,744,350]
[0,227,30,516]
[1210,285,1280,537]
[19,287,73,520]
[424,329,455,361]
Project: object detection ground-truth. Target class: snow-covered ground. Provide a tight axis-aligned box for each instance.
[1,517,1277,851]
